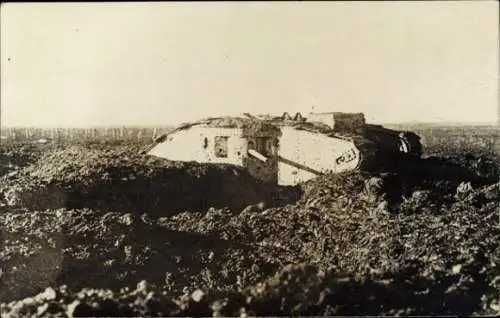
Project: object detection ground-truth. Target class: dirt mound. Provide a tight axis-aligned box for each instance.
[1,141,499,316]
[157,170,500,315]
[0,208,283,304]
[2,261,499,317]
[0,146,291,215]
[0,143,47,177]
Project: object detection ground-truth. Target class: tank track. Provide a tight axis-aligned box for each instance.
[326,132,380,171]
[399,131,423,158]
[268,119,423,173]
[351,135,380,171]
[331,131,422,172]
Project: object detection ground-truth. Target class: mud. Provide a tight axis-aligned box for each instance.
[0,145,300,215]
[0,141,499,316]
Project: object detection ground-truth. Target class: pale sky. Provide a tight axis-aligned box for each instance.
[1,1,499,127]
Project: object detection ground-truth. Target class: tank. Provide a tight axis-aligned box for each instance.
[142,112,422,186]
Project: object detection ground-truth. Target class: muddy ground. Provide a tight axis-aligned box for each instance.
[0,140,499,317]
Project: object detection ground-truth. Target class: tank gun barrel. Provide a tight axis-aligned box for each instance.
[247,149,268,162]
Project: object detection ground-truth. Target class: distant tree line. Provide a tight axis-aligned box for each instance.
[0,127,173,143]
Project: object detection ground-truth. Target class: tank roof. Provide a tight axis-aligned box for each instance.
[174,116,282,137]
[171,114,360,138]
[184,116,336,133]
[202,117,256,128]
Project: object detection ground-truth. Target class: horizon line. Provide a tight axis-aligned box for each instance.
[1,121,499,130]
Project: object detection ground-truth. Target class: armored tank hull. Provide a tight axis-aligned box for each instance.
[143,113,423,186]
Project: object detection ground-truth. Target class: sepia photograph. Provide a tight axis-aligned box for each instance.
[0,1,499,316]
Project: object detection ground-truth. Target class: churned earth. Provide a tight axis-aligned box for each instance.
[0,140,499,317]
